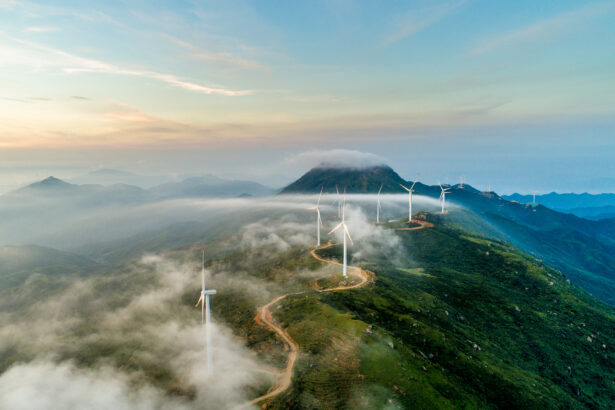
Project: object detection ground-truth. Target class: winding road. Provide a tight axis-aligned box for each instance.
[244,219,431,408]
[389,220,434,231]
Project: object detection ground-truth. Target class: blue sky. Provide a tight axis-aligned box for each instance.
[0,0,614,193]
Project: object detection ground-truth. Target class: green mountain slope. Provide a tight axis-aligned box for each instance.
[265,215,615,408]
[1,210,614,408]
[0,245,101,313]
[0,244,100,282]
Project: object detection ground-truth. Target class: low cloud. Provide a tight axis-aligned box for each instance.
[284,149,387,170]
[328,205,404,263]
[0,360,188,410]
[239,214,313,252]
[0,253,270,409]
[1,35,251,97]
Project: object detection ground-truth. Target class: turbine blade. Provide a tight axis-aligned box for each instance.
[344,224,354,246]
[328,222,343,235]
[399,183,410,192]
[195,294,203,307]
[378,184,383,195]
[410,180,417,190]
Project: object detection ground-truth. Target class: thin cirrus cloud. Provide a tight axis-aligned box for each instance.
[3,35,252,96]
[166,36,268,72]
[470,1,615,55]
[383,0,466,46]
[24,26,59,33]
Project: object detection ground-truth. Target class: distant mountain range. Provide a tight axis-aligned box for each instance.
[6,174,275,201]
[0,174,275,248]
[69,168,171,188]
[5,165,615,305]
[504,192,615,220]
[150,175,275,198]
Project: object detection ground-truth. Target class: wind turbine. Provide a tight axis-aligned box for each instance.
[376,183,383,224]
[307,186,324,246]
[328,189,353,279]
[400,180,417,222]
[439,182,451,214]
[332,185,342,219]
[195,250,217,375]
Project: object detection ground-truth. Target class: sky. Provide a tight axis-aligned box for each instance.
[0,0,614,193]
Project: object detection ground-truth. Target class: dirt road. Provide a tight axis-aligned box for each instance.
[246,220,432,407]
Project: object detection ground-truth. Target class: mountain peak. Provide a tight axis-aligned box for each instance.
[15,176,75,194]
[281,164,406,194]
[41,176,65,183]
[35,176,72,187]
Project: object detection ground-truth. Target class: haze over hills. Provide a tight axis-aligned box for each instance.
[151,175,275,199]
[0,175,276,249]
[0,244,100,289]
[7,174,276,201]
[504,192,615,220]
[69,168,170,188]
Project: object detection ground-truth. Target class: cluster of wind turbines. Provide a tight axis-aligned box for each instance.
[308,187,354,279]
[307,181,452,280]
[194,180,453,376]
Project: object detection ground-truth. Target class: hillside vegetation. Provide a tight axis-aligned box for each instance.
[262,215,615,408]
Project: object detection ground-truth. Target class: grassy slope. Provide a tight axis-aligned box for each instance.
[3,213,615,408]
[268,216,615,409]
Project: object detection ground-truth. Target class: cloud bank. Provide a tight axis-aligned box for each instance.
[283,149,387,170]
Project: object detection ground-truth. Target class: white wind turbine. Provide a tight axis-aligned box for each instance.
[400,180,417,222]
[328,189,353,279]
[307,186,324,246]
[439,182,451,214]
[195,250,217,375]
[333,185,342,218]
[376,183,383,224]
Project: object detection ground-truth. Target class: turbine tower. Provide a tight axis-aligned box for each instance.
[400,180,417,222]
[376,183,383,224]
[195,250,217,375]
[439,182,451,214]
[307,186,324,246]
[328,189,353,279]
[335,185,342,218]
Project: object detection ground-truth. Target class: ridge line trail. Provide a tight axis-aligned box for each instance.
[245,220,431,408]
[389,220,434,231]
